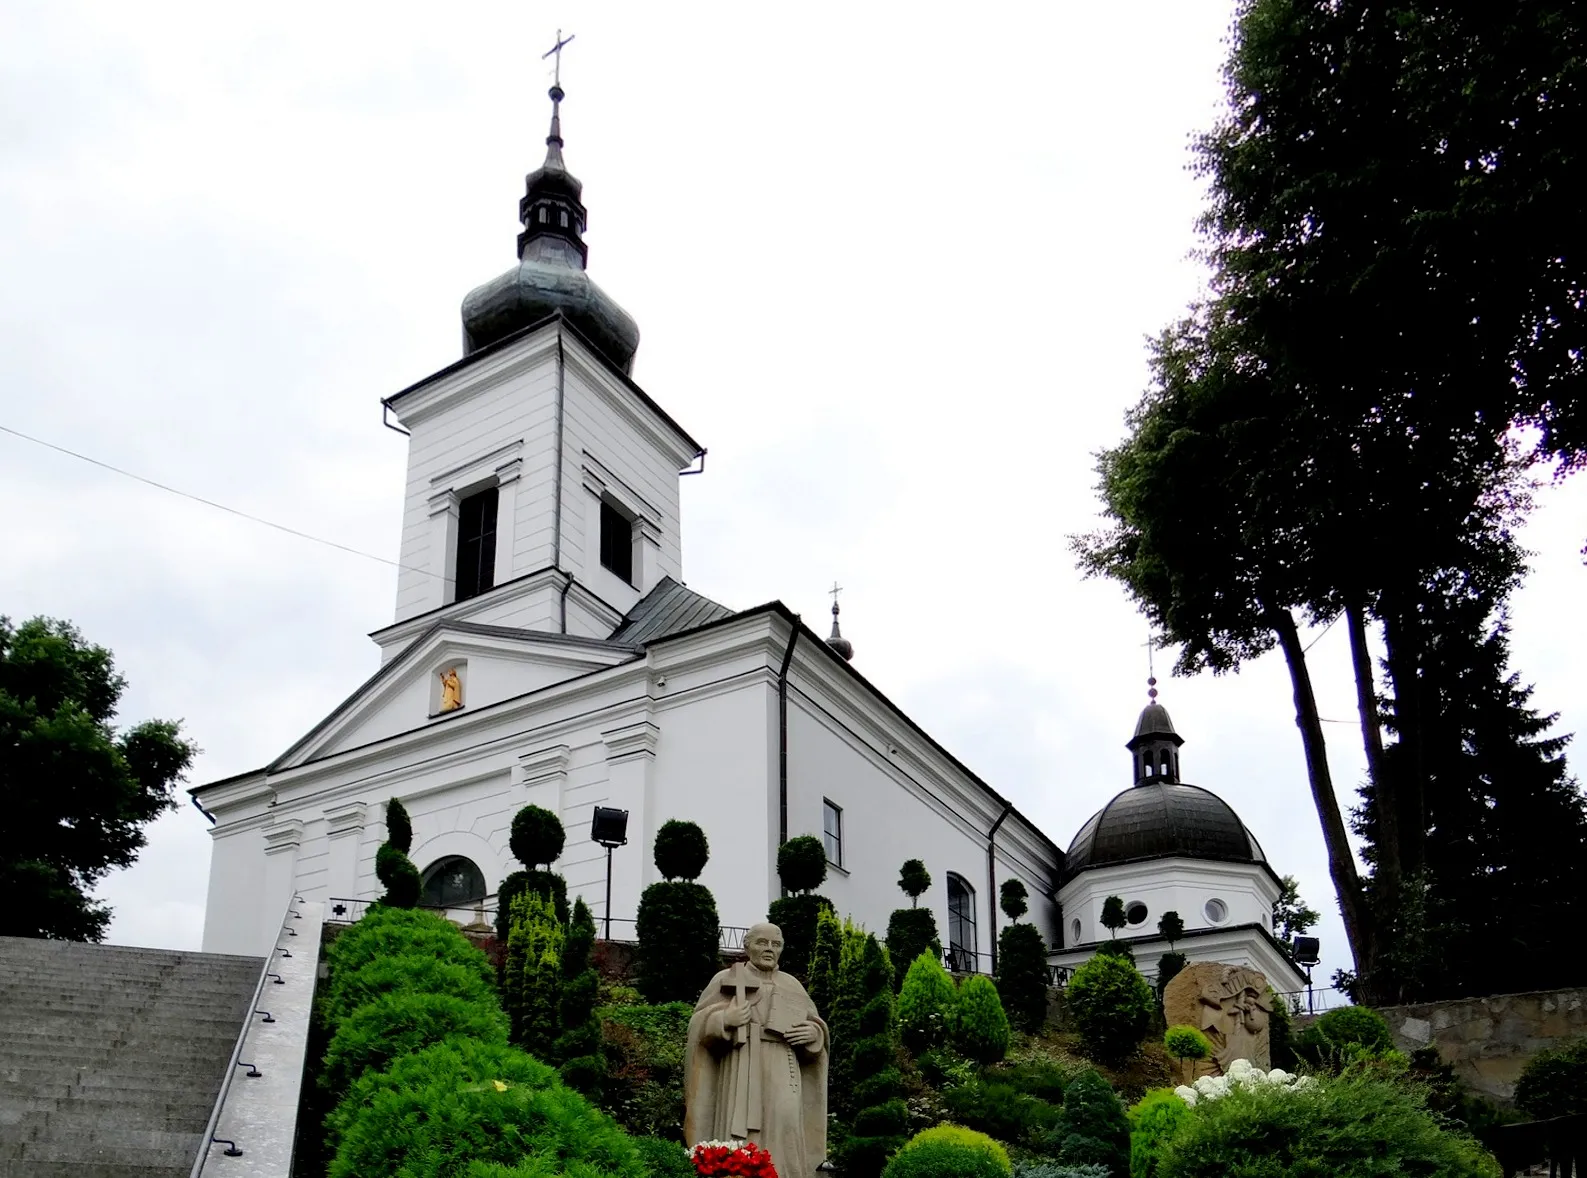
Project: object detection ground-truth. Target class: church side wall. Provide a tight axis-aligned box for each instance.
[558,352,686,614]
[785,687,1058,969]
[201,825,268,956]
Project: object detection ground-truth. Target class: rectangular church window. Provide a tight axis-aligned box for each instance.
[454,486,498,603]
[823,799,843,867]
[600,498,634,584]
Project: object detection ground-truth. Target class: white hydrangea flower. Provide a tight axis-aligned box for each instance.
[1266,1069,1291,1084]
[1228,1058,1254,1079]
[1175,1085,1199,1106]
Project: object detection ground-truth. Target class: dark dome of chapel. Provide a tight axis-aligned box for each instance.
[1064,781,1265,880]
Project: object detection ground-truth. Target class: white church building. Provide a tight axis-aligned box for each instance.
[191,78,1307,996]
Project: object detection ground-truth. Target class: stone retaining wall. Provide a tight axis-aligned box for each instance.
[1376,987,1587,1105]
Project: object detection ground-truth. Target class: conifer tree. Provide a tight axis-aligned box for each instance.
[950,974,1011,1064]
[505,890,564,1059]
[374,798,421,908]
[838,934,907,1178]
[825,918,870,1120]
[496,803,568,942]
[807,904,842,1018]
[553,897,605,1095]
[898,950,958,1056]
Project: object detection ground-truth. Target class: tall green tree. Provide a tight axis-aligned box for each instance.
[0,616,196,941]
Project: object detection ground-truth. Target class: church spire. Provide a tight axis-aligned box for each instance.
[826,583,854,662]
[517,73,589,268]
[1126,676,1184,785]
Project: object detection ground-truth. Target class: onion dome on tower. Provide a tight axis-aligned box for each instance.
[461,80,641,372]
[826,597,854,662]
[1063,683,1266,881]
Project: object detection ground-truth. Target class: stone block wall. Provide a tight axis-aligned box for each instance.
[1376,987,1587,1105]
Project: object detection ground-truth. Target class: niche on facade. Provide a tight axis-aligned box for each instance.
[430,659,468,717]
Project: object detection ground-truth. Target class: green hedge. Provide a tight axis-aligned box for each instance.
[327,1038,647,1178]
[597,1003,693,1140]
[324,908,492,987]
[941,1080,1062,1150]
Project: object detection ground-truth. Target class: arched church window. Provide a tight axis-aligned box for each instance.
[1158,750,1170,774]
[946,873,977,972]
[560,210,569,227]
[539,207,548,223]
[421,856,487,909]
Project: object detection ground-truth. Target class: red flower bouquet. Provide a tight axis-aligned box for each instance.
[689,1140,778,1178]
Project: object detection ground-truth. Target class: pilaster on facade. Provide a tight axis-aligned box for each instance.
[324,802,368,900]
[517,743,572,815]
[262,819,305,855]
[602,721,660,764]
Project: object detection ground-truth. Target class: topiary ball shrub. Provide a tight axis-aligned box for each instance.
[1066,953,1155,1066]
[1154,1072,1501,1178]
[653,819,709,881]
[384,797,413,853]
[1001,878,1030,922]
[899,859,932,904]
[374,842,421,908]
[899,950,959,1056]
[635,879,720,1004]
[766,892,831,980]
[509,804,566,869]
[326,1038,648,1178]
[951,974,1012,1064]
[1048,1069,1129,1178]
[777,835,829,893]
[1128,1088,1191,1178]
[885,907,942,992]
[1515,1035,1587,1119]
[319,989,508,1100]
[997,921,1051,1033]
[881,1124,1012,1178]
[1292,1004,1396,1070]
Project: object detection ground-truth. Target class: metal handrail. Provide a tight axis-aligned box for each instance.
[190,894,300,1175]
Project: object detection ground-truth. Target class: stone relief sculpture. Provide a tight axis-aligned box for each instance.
[437,667,463,712]
[1163,962,1272,1076]
[684,922,829,1176]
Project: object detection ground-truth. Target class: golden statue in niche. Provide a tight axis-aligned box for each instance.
[438,667,463,712]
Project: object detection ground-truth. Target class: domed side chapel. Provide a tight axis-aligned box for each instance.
[191,77,1305,997]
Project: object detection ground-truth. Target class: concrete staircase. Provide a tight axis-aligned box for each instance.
[0,936,264,1178]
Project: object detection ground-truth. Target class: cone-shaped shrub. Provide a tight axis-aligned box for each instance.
[553,896,605,1095]
[635,821,721,1003]
[1128,1087,1192,1178]
[1066,952,1154,1066]
[494,869,568,943]
[840,933,907,1178]
[504,890,564,1057]
[826,917,871,1120]
[808,903,842,1017]
[952,973,1012,1063]
[997,921,1050,1033]
[1049,1069,1129,1177]
[384,797,412,853]
[898,950,958,1056]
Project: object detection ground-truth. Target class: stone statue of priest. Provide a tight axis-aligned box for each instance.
[684,921,829,1176]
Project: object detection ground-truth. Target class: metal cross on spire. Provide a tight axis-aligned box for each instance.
[829,581,843,607]
[543,29,575,87]
[1142,633,1159,700]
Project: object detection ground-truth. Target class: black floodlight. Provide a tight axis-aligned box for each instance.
[1292,935,1321,966]
[591,806,629,848]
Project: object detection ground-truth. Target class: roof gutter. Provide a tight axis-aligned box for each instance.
[190,793,217,825]
[987,802,1014,972]
[777,621,800,846]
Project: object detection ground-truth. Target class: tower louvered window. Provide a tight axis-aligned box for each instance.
[455,487,498,603]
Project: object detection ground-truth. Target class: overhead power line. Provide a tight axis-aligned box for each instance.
[0,422,440,581]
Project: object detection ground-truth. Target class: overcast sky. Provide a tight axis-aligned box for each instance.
[4,2,1583,990]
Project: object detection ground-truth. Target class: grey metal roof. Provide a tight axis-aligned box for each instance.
[610,577,734,646]
[1064,781,1263,879]
[1132,702,1180,741]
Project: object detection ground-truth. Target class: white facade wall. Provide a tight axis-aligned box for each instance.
[1058,856,1280,949]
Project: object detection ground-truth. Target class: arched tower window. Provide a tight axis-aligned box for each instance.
[420,856,487,909]
[946,873,977,972]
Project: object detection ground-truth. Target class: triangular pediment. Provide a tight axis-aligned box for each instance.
[273,622,639,770]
